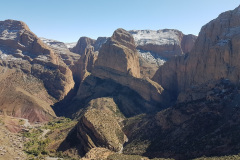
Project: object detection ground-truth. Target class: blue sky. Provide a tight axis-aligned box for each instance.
[0,0,239,42]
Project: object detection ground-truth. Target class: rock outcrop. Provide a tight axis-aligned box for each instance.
[93,37,108,51]
[92,28,166,104]
[0,20,75,122]
[129,29,197,59]
[76,97,127,153]
[0,20,57,63]
[71,36,108,55]
[81,147,114,160]
[70,46,97,84]
[40,37,80,66]
[138,50,166,79]
[74,75,163,118]
[94,28,141,78]
[71,37,96,55]
[153,5,240,97]
[181,34,197,53]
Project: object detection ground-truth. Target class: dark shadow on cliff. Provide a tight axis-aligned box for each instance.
[64,75,167,119]
[123,80,240,160]
[51,85,79,118]
[57,125,85,157]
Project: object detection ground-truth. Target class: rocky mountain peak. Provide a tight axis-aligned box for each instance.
[111,28,136,49]
[0,19,59,64]
[0,20,75,122]
[0,19,30,31]
[94,28,140,78]
[70,36,96,55]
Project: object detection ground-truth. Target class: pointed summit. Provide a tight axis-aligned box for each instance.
[95,28,140,78]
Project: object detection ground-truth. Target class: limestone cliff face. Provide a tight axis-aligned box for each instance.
[40,37,80,66]
[71,47,97,84]
[92,28,166,104]
[71,37,96,55]
[129,29,197,59]
[0,20,75,122]
[71,28,168,122]
[93,37,108,51]
[95,28,141,78]
[153,6,240,95]
[181,34,197,54]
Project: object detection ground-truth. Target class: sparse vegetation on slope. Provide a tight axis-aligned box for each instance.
[22,117,78,159]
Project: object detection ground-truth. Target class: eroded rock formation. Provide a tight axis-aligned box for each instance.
[0,20,75,122]
[71,37,96,55]
[92,28,166,104]
[94,28,141,78]
[153,5,240,97]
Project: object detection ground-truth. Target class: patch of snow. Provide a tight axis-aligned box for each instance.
[138,50,166,66]
[0,29,19,40]
[18,42,25,48]
[0,54,8,60]
[36,55,48,61]
[129,29,181,46]
[0,53,23,62]
[65,42,77,49]
[40,37,68,50]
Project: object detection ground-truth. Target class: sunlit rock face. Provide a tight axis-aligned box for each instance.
[0,19,75,122]
[153,5,240,95]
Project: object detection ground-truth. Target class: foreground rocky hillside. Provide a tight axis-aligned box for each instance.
[123,79,240,159]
